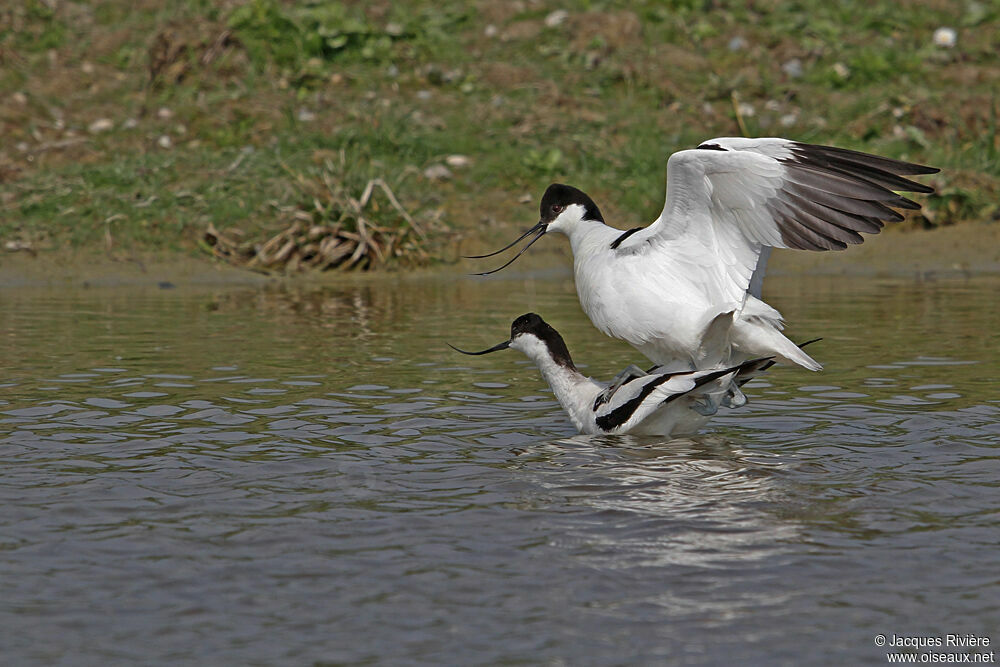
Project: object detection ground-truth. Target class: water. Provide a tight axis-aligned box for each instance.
[1,272,998,665]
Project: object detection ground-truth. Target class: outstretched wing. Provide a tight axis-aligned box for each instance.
[615,138,937,300]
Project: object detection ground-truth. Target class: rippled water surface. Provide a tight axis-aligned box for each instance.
[2,272,998,665]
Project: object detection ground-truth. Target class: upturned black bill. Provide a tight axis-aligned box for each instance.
[463,222,546,259]
[448,341,511,355]
[469,222,547,276]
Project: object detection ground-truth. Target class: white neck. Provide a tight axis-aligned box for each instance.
[569,221,621,259]
[550,218,620,261]
[514,336,602,432]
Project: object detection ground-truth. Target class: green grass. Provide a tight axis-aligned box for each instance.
[1,0,997,265]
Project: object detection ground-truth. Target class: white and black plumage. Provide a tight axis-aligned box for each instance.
[451,313,773,437]
[470,138,937,372]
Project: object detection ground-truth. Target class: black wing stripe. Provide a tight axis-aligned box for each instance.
[610,226,644,250]
[594,370,695,432]
[659,367,740,405]
[738,346,818,385]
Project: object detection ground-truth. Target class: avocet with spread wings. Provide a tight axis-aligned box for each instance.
[470,138,937,372]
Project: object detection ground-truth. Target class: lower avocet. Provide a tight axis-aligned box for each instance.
[452,313,777,437]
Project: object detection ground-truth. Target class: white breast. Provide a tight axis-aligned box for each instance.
[572,237,740,366]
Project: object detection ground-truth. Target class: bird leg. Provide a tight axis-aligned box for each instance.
[593,364,649,410]
[721,384,748,409]
[690,397,720,416]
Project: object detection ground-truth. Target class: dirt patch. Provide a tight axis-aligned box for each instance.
[569,11,643,51]
[481,62,538,88]
[1,222,997,289]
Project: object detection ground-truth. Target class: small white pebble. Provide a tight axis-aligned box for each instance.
[544,9,569,27]
[728,36,747,52]
[88,118,113,134]
[445,154,472,168]
[737,102,755,118]
[122,118,138,129]
[416,90,432,101]
[423,164,452,181]
[81,61,95,74]
[781,58,803,79]
[933,27,956,48]
[11,91,27,105]
[297,108,316,122]
[832,62,850,80]
[156,107,173,120]
[157,135,172,149]
[780,113,798,127]
[484,24,498,38]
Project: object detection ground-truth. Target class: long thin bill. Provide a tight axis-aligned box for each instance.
[472,227,547,276]
[448,341,510,355]
[463,222,545,259]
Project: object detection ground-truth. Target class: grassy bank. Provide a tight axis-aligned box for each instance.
[1,0,997,271]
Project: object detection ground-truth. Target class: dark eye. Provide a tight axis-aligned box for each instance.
[551,204,564,214]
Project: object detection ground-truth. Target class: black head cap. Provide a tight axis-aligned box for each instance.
[539,184,604,224]
[511,312,576,369]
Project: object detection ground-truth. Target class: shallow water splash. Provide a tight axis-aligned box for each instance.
[1,274,998,664]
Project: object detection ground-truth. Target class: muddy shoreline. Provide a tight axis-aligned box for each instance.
[0,222,996,289]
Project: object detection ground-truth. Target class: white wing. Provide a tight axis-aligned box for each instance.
[615,137,937,301]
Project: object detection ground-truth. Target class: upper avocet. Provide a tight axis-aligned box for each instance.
[470,138,937,372]
[451,312,773,436]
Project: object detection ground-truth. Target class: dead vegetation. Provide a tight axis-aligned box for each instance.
[147,20,246,90]
[203,176,431,273]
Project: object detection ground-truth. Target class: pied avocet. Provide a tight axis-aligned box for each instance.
[470,138,937,372]
[451,312,774,437]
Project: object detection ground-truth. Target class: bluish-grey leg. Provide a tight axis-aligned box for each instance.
[592,364,649,409]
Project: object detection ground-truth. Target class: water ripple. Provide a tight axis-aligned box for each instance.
[0,277,998,664]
